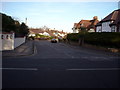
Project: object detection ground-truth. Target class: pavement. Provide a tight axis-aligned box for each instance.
[2,40,34,57]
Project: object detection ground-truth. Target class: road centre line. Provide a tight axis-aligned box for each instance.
[67,68,120,71]
[0,68,38,71]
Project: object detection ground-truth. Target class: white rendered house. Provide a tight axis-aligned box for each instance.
[96,9,120,32]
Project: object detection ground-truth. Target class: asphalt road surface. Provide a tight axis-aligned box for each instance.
[2,40,120,88]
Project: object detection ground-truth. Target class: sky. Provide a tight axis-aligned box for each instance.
[1,1,119,32]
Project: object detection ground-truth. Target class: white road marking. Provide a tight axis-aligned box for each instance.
[67,68,120,71]
[0,68,38,71]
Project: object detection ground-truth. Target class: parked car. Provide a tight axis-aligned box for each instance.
[51,38,58,43]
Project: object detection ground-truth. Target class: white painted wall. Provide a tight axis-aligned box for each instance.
[88,29,95,32]
[0,33,26,51]
[73,28,79,33]
[96,22,119,32]
[96,26,102,32]
[102,21,111,32]
[0,33,14,51]
[29,34,35,37]
[14,37,26,48]
[43,32,50,36]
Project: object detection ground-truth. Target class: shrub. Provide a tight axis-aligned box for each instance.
[67,33,80,42]
[67,32,120,48]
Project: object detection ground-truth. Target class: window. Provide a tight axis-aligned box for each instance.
[98,29,101,32]
[103,23,106,27]
[111,26,115,32]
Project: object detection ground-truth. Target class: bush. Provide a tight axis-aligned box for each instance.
[67,32,120,48]
[67,33,80,42]
[84,32,120,48]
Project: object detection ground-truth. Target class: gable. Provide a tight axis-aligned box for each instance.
[101,9,120,22]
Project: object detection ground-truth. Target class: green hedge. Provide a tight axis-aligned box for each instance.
[67,32,120,48]
[67,33,80,42]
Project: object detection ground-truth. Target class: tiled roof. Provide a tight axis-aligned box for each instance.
[46,30,55,37]
[78,20,91,28]
[74,23,78,27]
[89,19,99,28]
[74,16,99,31]
[29,29,67,37]
[96,9,120,26]
[110,9,120,25]
[96,22,102,26]
[101,9,120,22]
[29,29,44,34]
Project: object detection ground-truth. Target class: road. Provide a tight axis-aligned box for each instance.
[2,40,120,88]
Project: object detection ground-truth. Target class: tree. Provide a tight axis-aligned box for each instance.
[1,13,29,37]
[79,27,87,32]
[19,22,29,36]
[2,13,17,32]
[14,20,21,34]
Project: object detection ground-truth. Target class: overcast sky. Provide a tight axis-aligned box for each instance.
[1,1,119,32]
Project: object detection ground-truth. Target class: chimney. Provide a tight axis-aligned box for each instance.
[93,16,98,20]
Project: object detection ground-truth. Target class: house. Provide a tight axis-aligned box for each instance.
[96,9,120,32]
[29,28,67,39]
[29,29,44,37]
[72,23,79,33]
[72,16,99,33]
[42,32,50,36]
[48,29,67,38]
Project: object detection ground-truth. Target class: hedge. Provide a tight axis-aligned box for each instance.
[67,32,120,48]
[67,33,80,42]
